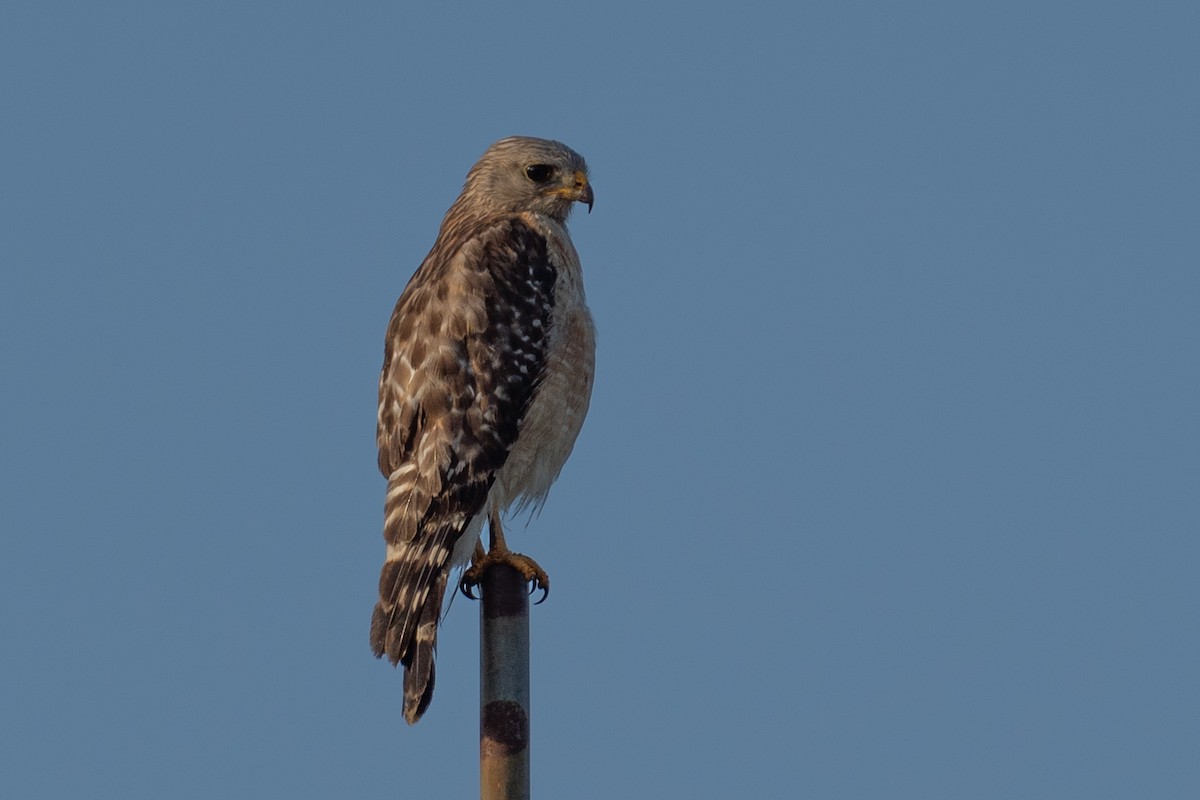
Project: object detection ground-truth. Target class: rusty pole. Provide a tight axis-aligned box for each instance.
[479,562,530,800]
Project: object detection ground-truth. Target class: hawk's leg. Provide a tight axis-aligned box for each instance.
[460,509,550,603]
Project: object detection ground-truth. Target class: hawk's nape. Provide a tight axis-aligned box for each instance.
[371,137,596,724]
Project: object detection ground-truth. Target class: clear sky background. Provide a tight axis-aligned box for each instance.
[2,2,1198,798]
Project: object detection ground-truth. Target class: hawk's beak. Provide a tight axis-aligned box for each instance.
[549,172,594,213]
[571,170,593,213]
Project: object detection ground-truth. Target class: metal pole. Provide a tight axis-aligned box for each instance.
[480,562,530,800]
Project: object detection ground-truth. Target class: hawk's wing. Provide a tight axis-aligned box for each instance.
[371,217,557,722]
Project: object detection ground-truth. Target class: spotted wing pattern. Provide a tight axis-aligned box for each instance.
[370,218,556,723]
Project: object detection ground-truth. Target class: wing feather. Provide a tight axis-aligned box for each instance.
[370,217,558,723]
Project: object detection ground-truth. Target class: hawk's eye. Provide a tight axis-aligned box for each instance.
[525,164,555,183]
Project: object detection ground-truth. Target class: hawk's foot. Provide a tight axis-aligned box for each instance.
[460,547,550,604]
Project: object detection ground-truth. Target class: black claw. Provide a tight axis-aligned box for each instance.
[533,584,549,605]
[460,579,479,601]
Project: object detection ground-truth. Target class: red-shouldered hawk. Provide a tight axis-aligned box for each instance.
[370,137,595,724]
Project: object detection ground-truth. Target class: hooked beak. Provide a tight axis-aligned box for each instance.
[548,171,594,213]
[570,170,593,213]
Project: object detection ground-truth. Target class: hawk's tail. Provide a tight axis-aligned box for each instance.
[370,551,453,724]
[372,457,487,723]
[370,464,463,724]
[402,568,448,724]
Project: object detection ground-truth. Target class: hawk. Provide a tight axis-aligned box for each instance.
[370,137,596,724]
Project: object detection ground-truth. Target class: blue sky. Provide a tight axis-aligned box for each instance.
[2,2,1198,798]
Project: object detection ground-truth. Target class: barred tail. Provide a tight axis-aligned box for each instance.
[370,463,467,723]
[401,568,448,723]
[372,442,493,722]
[370,543,454,724]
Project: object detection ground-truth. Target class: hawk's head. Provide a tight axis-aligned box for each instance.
[459,136,593,222]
